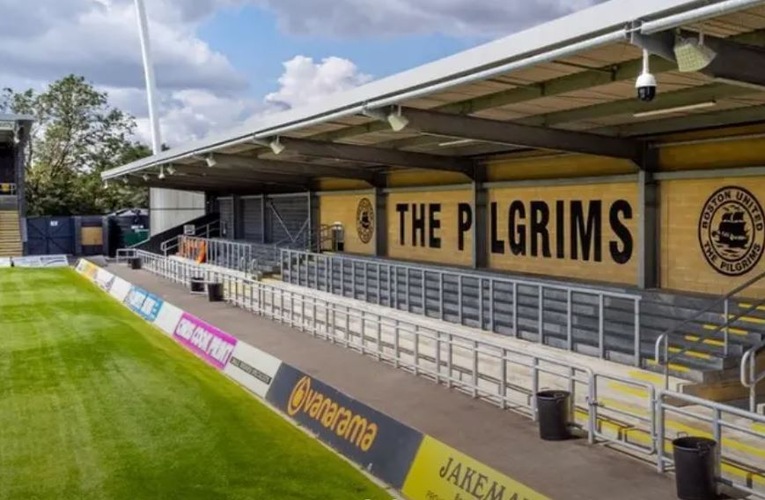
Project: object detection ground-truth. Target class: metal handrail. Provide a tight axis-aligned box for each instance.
[654,270,765,374]
[741,341,765,413]
[656,390,765,499]
[280,248,643,365]
[160,220,220,255]
[133,249,662,455]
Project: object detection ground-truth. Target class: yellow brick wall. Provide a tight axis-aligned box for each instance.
[660,177,765,295]
[487,183,639,284]
[319,193,375,255]
[387,189,474,266]
[486,154,636,182]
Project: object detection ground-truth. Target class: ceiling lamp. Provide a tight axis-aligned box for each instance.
[142,173,150,181]
[167,165,176,175]
[362,106,410,132]
[121,176,129,184]
[674,31,716,72]
[205,155,216,168]
[253,137,286,155]
[158,166,165,180]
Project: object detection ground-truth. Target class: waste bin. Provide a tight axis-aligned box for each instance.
[535,390,571,441]
[129,257,142,270]
[672,436,717,500]
[207,282,223,302]
[190,276,205,294]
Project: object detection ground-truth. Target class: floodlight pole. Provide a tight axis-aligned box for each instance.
[134,0,162,155]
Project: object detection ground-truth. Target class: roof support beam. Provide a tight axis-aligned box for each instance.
[277,137,475,177]
[399,107,644,161]
[169,164,311,188]
[127,176,302,194]
[521,82,756,127]
[205,153,380,184]
[310,29,765,143]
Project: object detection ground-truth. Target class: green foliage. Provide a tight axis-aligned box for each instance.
[0,75,150,216]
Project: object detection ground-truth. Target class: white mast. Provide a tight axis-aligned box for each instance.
[134,0,162,154]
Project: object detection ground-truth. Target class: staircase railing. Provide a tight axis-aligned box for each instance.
[160,220,220,256]
[741,341,765,413]
[654,270,765,388]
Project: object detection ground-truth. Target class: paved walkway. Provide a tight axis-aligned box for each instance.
[107,265,676,500]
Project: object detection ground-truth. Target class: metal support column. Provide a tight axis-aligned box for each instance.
[375,187,388,257]
[260,195,267,244]
[232,195,242,240]
[638,149,659,289]
[473,167,488,269]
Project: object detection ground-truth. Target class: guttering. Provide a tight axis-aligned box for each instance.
[103,0,763,180]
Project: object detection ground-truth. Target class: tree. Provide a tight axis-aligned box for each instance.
[1,75,150,215]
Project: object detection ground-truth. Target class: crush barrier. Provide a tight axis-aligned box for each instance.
[123,252,765,497]
[75,257,551,500]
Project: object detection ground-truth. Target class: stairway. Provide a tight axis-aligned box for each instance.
[0,209,22,257]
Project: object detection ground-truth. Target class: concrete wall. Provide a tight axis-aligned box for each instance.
[150,188,206,236]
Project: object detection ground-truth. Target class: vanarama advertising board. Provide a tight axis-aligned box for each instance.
[402,435,549,500]
[266,363,423,489]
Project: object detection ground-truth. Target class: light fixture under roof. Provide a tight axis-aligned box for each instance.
[253,137,286,155]
[142,173,150,181]
[633,100,716,118]
[205,155,216,168]
[158,166,165,180]
[121,176,129,184]
[167,165,176,175]
[674,30,717,72]
[362,106,410,132]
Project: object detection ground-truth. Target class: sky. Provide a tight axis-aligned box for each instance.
[0,0,604,147]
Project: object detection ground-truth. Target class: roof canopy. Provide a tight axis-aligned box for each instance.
[103,0,765,194]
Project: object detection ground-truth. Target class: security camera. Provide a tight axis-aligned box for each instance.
[636,49,657,103]
[636,72,657,102]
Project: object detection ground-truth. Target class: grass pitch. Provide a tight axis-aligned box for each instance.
[0,268,390,500]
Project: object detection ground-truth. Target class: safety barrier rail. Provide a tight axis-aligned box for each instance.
[655,270,765,387]
[741,341,765,413]
[115,248,136,264]
[0,183,16,195]
[656,391,765,499]
[175,235,278,274]
[160,220,220,256]
[280,249,643,366]
[134,250,657,455]
[130,250,765,497]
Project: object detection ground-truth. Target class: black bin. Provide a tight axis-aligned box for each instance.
[207,282,223,302]
[129,257,142,270]
[190,276,205,293]
[536,390,571,441]
[672,436,717,500]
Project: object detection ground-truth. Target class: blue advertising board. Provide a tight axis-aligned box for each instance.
[124,286,163,322]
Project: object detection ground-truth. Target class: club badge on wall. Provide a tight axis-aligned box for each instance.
[698,186,765,277]
[356,197,375,244]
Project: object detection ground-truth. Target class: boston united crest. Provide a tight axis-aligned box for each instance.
[356,198,374,244]
[698,186,765,277]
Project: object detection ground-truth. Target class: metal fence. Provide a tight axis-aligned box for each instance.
[741,342,765,412]
[129,250,765,498]
[280,249,644,366]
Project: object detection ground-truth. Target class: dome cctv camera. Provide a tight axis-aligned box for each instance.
[636,72,657,102]
[636,49,657,103]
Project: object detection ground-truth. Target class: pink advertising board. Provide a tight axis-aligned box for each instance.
[172,313,238,370]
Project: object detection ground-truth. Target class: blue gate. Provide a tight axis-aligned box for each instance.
[26,217,75,255]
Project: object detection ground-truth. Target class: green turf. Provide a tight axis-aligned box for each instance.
[0,268,391,500]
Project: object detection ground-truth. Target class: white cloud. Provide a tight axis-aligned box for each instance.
[256,0,605,37]
[265,56,372,110]
[0,0,603,149]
